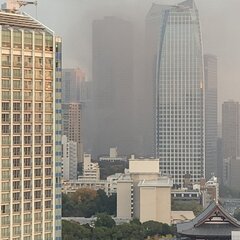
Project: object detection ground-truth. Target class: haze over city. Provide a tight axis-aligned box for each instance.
[15,0,240,118]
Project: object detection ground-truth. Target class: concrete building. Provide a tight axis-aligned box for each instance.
[117,156,173,224]
[204,54,218,179]
[222,101,240,190]
[62,135,78,181]
[78,153,100,180]
[223,157,240,192]
[154,0,205,186]
[201,176,219,208]
[99,147,127,162]
[62,103,82,162]
[92,16,134,158]
[0,1,62,238]
[62,179,109,195]
[222,101,240,159]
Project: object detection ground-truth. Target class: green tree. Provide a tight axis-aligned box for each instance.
[95,213,116,228]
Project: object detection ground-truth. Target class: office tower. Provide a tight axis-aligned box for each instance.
[62,103,82,162]
[204,54,218,179]
[62,68,88,104]
[92,16,134,158]
[222,101,240,159]
[145,3,172,156]
[0,2,62,239]
[62,135,78,181]
[155,0,205,186]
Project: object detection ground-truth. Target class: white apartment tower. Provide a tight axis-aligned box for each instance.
[0,2,62,239]
[155,0,205,186]
[62,135,78,181]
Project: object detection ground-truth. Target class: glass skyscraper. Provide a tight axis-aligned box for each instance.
[155,0,205,186]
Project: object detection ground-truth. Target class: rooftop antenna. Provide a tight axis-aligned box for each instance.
[2,0,38,13]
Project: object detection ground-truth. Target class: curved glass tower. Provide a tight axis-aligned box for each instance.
[155,0,205,187]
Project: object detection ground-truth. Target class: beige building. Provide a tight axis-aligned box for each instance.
[0,1,62,239]
[117,156,173,224]
[78,153,100,180]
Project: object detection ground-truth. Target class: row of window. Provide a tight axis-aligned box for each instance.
[2,179,52,191]
[2,29,53,51]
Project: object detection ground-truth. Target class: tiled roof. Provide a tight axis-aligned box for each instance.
[0,11,45,30]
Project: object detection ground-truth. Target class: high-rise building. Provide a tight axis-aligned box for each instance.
[155,0,205,186]
[92,16,134,158]
[222,101,240,159]
[62,103,82,162]
[145,3,172,156]
[62,135,78,181]
[0,1,62,239]
[62,68,89,104]
[204,54,218,179]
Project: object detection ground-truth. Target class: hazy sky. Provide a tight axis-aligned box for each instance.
[1,0,240,119]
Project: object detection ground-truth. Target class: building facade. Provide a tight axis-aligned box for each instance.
[62,135,78,181]
[204,54,218,179]
[155,0,205,186]
[92,16,134,158]
[62,68,88,104]
[62,103,82,162]
[222,101,240,160]
[0,3,62,239]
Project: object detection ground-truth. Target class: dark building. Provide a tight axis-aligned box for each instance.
[91,16,134,158]
[204,55,218,179]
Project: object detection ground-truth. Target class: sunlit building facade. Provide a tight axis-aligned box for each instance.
[155,0,205,186]
[0,7,62,240]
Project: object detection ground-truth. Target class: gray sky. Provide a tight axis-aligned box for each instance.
[1,0,239,120]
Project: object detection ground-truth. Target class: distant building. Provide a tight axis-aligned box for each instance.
[79,153,100,180]
[204,54,218,179]
[223,157,240,192]
[62,103,82,162]
[201,176,219,208]
[222,101,240,190]
[154,0,205,187]
[171,190,201,203]
[62,68,89,104]
[222,101,240,159]
[62,135,78,181]
[99,147,127,162]
[92,16,134,158]
[62,180,110,195]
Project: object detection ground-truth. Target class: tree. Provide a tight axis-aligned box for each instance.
[94,213,116,228]
[143,221,163,236]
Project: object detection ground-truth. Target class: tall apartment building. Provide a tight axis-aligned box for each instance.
[62,103,82,162]
[0,1,62,239]
[154,0,205,186]
[62,135,78,181]
[92,16,134,158]
[222,101,240,159]
[204,54,218,179]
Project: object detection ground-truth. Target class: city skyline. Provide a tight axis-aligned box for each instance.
[15,0,240,119]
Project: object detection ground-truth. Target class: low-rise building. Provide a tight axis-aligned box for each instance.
[79,153,100,180]
[117,156,181,224]
[99,147,127,162]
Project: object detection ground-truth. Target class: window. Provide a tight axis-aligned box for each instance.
[24,31,32,49]
[13,136,21,145]
[13,125,21,134]
[2,125,10,134]
[2,29,11,47]
[24,181,31,189]
[24,192,31,200]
